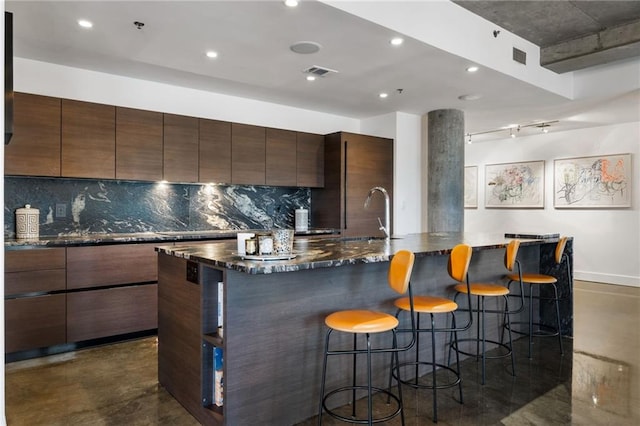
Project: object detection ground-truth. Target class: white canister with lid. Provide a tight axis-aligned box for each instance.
[295,208,308,232]
[16,204,40,239]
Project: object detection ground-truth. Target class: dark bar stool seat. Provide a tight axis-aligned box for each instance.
[318,250,417,426]
[391,244,473,423]
[505,237,571,358]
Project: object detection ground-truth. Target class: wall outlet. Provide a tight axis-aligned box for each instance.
[55,203,66,218]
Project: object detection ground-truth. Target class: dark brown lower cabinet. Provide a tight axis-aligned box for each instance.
[5,294,66,353]
[67,284,158,342]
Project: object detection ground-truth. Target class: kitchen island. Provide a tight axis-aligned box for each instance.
[156,233,572,426]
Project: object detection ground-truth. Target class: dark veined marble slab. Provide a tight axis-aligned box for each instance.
[4,228,337,249]
[156,232,563,274]
[4,177,311,238]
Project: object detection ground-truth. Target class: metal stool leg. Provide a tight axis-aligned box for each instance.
[318,330,332,426]
[480,295,486,385]
[528,285,534,359]
[475,295,481,368]
[503,295,516,376]
[430,313,438,423]
[451,313,463,404]
[366,334,373,426]
[352,334,357,418]
[392,330,406,426]
[552,284,564,355]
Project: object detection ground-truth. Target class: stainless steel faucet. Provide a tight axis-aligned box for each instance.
[364,186,390,239]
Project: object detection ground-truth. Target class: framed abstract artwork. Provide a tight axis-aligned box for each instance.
[485,160,545,208]
[464,166,478,208]
[554,153,631,208]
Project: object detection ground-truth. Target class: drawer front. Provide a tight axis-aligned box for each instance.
[5,248,66,272]
[66,284,158,342]
[5,269,66,296]
[5,294,66,353]
[67,244,158,289]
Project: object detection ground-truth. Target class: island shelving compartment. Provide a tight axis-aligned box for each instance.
[157,253,225,425]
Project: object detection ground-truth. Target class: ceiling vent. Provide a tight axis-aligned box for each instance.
[303,65,338,77]
[513,47,527,65]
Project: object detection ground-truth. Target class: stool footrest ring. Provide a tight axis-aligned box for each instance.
[322,385,402,424]
[393,361,461,390]
[450,338,513,360]
[505,321,560,338]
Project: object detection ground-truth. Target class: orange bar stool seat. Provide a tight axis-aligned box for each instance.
[505,237,571,358]
[391,244,473,423]
[449,240,524,385]
[318,250,417,426]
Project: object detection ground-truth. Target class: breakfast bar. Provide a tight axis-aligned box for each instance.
[156,233,573,425]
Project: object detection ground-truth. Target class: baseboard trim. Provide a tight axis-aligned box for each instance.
[574,270,639,288]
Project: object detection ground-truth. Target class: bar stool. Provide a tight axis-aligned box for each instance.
[505,237,571,358]
[391,244,473,423]
[318,250,416,426]
[449,240,524,385]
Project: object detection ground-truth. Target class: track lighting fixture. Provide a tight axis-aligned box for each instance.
[467,120,558,141]
[538,123,550,133]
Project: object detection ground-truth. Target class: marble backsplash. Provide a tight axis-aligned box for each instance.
[4,177,310,237]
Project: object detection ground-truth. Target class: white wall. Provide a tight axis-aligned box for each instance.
[15,58,361,136]
[361,112,423,235]
[465,122,640,287]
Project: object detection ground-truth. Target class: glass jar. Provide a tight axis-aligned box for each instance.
[258,234,274,255]
[244,237,258,255]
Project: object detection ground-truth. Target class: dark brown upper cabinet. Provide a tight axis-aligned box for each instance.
[6,93,324,188]
[116,107,163,181]
[296,132,324,188]
[62,99,116,179]
[199,118,232,184]
[266,128,297,187]
[163,114,199,183]
[231,123,266,185]
[5,93,61,177]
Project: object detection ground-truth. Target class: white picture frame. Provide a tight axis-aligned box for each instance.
[485,160,545,208]
[554,153,631,208]
[464,166,478,208]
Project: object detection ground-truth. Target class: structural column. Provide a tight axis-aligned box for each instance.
[425,109,465,232]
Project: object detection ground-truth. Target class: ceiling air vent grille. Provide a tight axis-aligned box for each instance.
[513,47,527,65]
[303,65,338,77]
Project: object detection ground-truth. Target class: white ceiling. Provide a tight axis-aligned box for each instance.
[6,0,640,141]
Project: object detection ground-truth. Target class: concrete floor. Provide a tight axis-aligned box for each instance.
[5,280,639,425]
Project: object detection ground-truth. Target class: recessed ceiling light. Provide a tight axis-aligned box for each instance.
[206,51,218,59]
[284,0,299,7]
[390,37,404,46]
[379,92,388,99]
[306,75,316,81]
[466,66,479,73]
[78,19,93,29]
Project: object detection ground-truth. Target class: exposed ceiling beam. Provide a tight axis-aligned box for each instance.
[541,19,640,73]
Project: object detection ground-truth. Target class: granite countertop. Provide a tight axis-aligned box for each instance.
[4,228,338,248]
[156,232,560,275]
